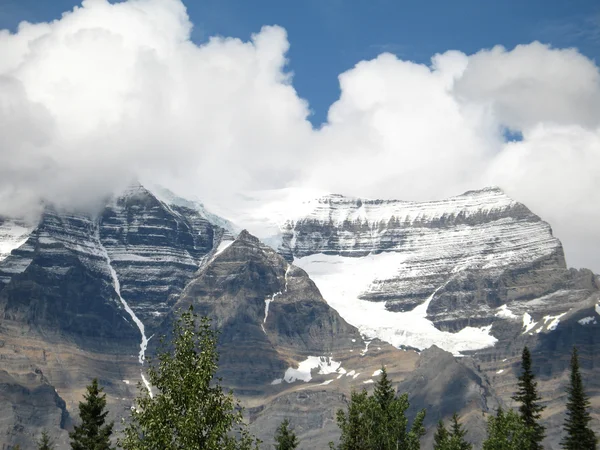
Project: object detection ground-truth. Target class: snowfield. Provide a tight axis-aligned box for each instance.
[294,252,498,355]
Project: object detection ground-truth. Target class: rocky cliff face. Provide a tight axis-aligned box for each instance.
[170,229,365,391]
[0,370,71,450]
[99,184,222,330]
[1,185,599,449]
[0,184,231,449]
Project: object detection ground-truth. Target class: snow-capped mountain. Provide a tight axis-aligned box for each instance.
[0,184,599,449]
[275,187,599,354]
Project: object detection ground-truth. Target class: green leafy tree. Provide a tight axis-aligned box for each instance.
[483,407,532,450]
[561,347,597,449]
[433,420,450,449]
[119,307,260,450]
[274,418,299,450]
[69,378,114,450]
[333,366,426,450]
[37,430,54,450]
[512,347,545,449]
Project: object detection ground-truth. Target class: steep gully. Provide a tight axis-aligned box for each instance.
[95,226,153,397]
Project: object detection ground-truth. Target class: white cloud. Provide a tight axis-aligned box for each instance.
[0,0,599,272]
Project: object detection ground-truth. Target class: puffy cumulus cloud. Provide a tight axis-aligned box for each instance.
[309,51,498,200]
[305,43,600,271]
[0,0,600,271]
[0,0,312,215]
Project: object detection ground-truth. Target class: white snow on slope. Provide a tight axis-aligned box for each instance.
[578,316,597,325]
[278,356,343,383]
[541,312,567,332]
[96,227,152,397]
[496,304,517,319]
[294,253,497,355]
[215,238,234,256]
[282,187,517,226]
[262,265,291,333]
[522,313,537,334]
[0,220,36,262]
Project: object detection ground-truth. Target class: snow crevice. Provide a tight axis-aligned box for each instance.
[95,226,153,397]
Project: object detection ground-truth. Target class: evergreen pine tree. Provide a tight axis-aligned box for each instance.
[119,307,260,450]
[561,347,597,449]
[69,378,114,450]
[483,407,532,450]
[37,430,54,450]
[333,367,425,450]
[274,418,299,450]
[373,366,394,410]
[448,413,472,450]
[433,420,449,450]
[512,347,545,449]
[334,389,372,450]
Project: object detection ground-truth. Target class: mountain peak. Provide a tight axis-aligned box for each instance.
[236,229,261,244]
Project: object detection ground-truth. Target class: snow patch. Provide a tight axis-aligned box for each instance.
[578,316,597,325]
[495,304,517,319]
[214,239,234,256]
[363,379,374,384]
[320,379,334,386]
[262,265,291,333]
[0,220,35,262]
[281,356,343,383]
[522,313,537,334]
[294,253,497,355]
[496,369,504,374]
[372,369,383,377]
[542,312,567,332]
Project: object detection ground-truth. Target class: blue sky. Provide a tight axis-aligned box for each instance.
[2,0,599,126]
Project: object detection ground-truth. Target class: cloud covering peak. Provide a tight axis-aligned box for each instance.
[1,0,599,271]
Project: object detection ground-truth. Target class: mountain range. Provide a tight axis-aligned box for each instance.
[0,183,598,449]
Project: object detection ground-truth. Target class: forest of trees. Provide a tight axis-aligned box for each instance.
[29,308,597,449]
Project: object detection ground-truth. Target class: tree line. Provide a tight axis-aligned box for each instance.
[27,308,597,449]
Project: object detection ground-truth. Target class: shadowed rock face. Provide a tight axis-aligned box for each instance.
[398,346,501,448]
[0,184,229,448]
[0,209,140,350]
[0,370,71,450]
[0,184,225,347]
[169,230,365,390]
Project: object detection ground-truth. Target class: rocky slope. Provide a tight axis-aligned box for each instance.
[0,185,599,449]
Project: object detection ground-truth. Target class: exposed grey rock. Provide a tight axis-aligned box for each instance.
[398,346,501,448]
[0,370,71,450]
[168,229,365,390]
